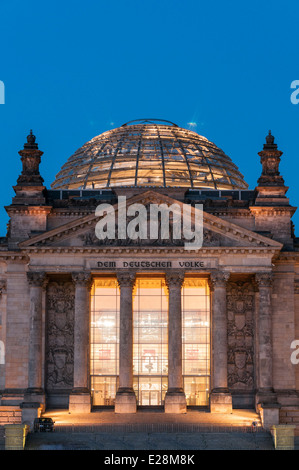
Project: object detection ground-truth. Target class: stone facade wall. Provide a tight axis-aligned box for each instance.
[9,211,48,241]
[280,407,299,436]
[0,270,7,391]
[4,264,30,390]
[253,213,293,248]
[272,264,296,391]
[295,272,299,392]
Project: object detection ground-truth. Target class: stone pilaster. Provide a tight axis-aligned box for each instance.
[115,272,137,413]
[22,272,47,417]
[69,272,92,413]
[26,272,47,396]
[209,271,232,413]
[164,271,187,414]
[255,272,279,427]
[255,273,276,395]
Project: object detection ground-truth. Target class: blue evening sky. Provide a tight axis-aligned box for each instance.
[1,0,299,235]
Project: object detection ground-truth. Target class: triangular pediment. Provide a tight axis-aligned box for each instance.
[19,190,282,250]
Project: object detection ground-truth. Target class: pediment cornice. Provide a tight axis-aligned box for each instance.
[18,190,282,251]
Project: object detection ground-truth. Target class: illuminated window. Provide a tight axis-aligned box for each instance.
[90,275,211,408]
[90,278,120,406]
[133,277,168,406]
[182,278,210,406]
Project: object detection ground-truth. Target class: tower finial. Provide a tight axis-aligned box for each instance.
[264,130,276,149]
[16,130,44,187]
[24,129,38,150]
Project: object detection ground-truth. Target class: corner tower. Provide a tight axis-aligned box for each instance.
[251,131,296,249]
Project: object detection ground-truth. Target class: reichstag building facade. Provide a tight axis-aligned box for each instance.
[0,119,298,429]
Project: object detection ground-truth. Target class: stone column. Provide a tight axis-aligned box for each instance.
[209,271,232,413]
[115,272,137,413]
[69,272,92,413]
[164,271,186,413]
[26,272,47,397]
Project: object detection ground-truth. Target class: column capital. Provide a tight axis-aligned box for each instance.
[27,271,47,287]
[209,270,230,290]
[165,271,185,289]
[72,271,92,289]
[116,272,136,288]
[255,272,273,288]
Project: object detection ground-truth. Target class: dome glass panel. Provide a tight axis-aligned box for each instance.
[51,119,248,190]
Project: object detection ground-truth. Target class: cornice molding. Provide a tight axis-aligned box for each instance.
[8,246,280,256]
[0,253,29,261]
[48,209,94,217]
[5,206,52,216]
[250,206,297,216]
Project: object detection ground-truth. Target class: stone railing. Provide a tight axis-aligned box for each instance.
[271,425,296,450]
[4,424,30,450]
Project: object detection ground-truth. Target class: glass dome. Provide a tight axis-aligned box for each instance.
[51,119,248,190]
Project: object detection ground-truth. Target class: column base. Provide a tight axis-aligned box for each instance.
[255,389,280,429]
[164,389,187,414]
[258,403,281,430]
[23,388,46,413]
[20,402,43,430]
[69,389,91,413]
[114,388,137,413]
[210,389,232,413]
[255,388,278,407]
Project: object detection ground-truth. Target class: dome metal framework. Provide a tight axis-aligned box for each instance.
[51,119,248,190]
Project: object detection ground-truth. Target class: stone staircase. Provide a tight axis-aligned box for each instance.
[24,428,274,450]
